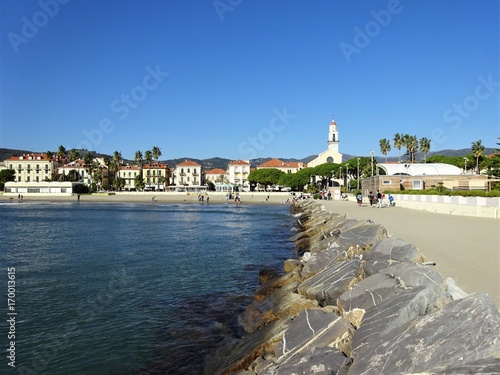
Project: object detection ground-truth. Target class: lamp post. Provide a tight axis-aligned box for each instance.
[357,158,360,191]
[370,151,374,177]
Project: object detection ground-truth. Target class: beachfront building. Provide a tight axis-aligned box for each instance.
[308,118,343,167]
[205,168,228,184]
[172,160,202,186]
[5,153,68,183]
[118,165,142,191]
[256,158,306,174]
[3,181,84,196]
[362,162,489,193]
[58,158,112,188]
[227,160,251,191]
[142,163,170,191]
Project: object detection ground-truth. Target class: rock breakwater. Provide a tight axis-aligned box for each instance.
[205,199,500,374]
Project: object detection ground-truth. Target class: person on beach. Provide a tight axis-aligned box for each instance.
[225,194,229,204]
[388,194,395,206]
[376,190,382,208]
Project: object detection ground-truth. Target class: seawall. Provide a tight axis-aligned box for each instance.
[205,199,500,374]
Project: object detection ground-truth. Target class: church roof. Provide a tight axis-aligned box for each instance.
[378,163,461,176]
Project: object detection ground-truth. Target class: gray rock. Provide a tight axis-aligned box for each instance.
[298,259,362,306]
[347,293,500,375]
[338,263,446,313]
[331,222,388,250]
[351,285,450,356]
[362,236,426,276]
[240,282,318,334]
[424,357,500,374]
[300,246,346,280]
[262,346,351,375]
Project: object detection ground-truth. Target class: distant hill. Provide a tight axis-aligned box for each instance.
[1,147,496,169]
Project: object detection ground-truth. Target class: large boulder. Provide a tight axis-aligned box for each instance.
[240,282,318,334]
[338,263,447,313]
[362,236,426,276]
[258,309,353,374]
[347,293,500,374]
[298,259,362,306]
[331,221,388,250]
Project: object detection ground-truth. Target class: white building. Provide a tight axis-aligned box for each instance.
[227,160,251,191]
[307,118,343,167]
[173,160,202,186]
[5,153,68,183]
[118,165,142,191]
[205,168,228,184]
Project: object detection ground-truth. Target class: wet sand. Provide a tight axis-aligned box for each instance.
[322,199,500,307]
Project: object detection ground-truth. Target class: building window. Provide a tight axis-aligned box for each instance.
[413,180,423,190]
[382,180,392,185]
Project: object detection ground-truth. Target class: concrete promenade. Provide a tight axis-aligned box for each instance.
[321,199,500,307]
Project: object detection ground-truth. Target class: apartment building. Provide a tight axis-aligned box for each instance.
[227,160,251,191]
[172,160,202,186]
[118,165,142,191]
[256,158,306,174]
[5,153,67,183]
[142,163,170,191]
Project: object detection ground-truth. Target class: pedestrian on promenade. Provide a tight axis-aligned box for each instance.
[356,192,363,207]
[368,191,374,207]
[376,190,382,208]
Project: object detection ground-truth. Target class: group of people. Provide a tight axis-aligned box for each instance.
[320,190,332,200]
[356,190,395,208]
[198,194,209,203]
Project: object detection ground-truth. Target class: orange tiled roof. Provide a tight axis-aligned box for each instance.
[176,160,200,167]
[120,165,141,170]
[142,163,169,169]
[206,168,227,175]
[229,159,250,165]
[258,158,301,168]
[6,153,67,163]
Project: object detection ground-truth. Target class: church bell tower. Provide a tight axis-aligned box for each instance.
[327,118,339,153]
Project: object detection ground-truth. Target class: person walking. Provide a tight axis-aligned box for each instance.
[376,190,382,208]
[356,192,363,207]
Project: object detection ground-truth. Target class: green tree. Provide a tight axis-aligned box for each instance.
[419,137,431,163]
[67,170,81,182]
[45,150,53,160]
[0,169,15,190]
[113,177,125,191]
[68,148,80,161]
[83,152,94,188]
[471,140,485,174]
[393,133,403,163]
[248,168,285,190]
[406,135,419,163]
[379,138,391,163]
[110,151,122,184]
[134,174,145,191]
[57,145,67,159]
[134,150,143,168]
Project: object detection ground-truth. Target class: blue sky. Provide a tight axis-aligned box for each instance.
[1,0,498,161]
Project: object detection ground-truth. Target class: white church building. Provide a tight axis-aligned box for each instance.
[308,118,343,167]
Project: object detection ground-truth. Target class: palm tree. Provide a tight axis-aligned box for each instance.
[83,152,94,187]
[471,140,485,174]
[57,145,67,159]
[111,151,122,186]
[406,135,419,163]
[393,133,403,163]
[144,150,153,190]
[419,137,431,163]
[152,146,162,191]
[134,150,143,168]
[379,138,392,163]
[45,150,53,160]
[68,148,80,162]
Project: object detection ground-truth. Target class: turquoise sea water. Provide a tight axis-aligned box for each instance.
[0,201,295,374]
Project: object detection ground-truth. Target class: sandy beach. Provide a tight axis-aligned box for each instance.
[2,192,498,307]
[321,199,500,307]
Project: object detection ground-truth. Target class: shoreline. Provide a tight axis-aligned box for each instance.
[0,192,294,205]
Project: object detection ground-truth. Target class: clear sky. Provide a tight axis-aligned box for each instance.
[1,0,498,161]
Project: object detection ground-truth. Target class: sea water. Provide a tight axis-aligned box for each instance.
[0,201,296,374]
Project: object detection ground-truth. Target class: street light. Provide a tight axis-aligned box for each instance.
[370,151,374,177]
[357,158,360,191]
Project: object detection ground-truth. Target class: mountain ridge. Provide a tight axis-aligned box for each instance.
[1,147,496,171]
